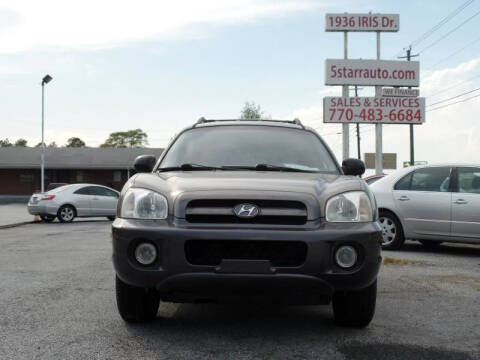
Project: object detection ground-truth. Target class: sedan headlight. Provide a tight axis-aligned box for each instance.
[325,191,373,222]
[120,188,168,219]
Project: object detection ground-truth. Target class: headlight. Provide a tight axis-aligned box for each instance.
[120,188,168,219]
[325,191,373,222]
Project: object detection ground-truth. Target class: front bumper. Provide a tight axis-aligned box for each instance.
[112,219,382,304]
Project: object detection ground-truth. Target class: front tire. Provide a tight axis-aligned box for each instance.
[378,210,405,250]
[40,215,55,222]
[57,205,76,223]
[115,276,160,323]
[107,216,115,221]
[332,280,377,328]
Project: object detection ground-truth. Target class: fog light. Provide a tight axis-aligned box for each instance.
[135,243,157,265]
[335,245,357,269]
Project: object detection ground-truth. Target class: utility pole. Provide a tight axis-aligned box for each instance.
[398,46,419,166]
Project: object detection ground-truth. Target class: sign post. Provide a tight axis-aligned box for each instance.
[375,31,382,175]
[342,31,349,160]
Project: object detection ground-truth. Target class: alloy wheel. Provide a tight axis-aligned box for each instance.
[379,216,396,246]
[60,207,74,221]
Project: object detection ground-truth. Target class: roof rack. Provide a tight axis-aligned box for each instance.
[194,117,304,129]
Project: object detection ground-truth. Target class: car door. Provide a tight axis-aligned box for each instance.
[451,167,480,241]
[90,186,119,216]
[393,166,453,238]
[71,186,95,216]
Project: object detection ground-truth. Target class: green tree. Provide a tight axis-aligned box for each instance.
[240,102,263,120]
[34,142,42,147]
[14,138,28,147]
[66,137,86,147]
[0,138,12,147]
[100,129,148,148]
[48,141,58,148]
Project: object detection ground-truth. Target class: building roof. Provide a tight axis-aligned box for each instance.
[0,147,164,170]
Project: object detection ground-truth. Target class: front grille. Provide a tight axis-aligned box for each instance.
[185,199,308,225]
[185,240,307,267]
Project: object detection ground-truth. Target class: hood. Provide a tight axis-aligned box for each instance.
[129,171,365,220]
[139,171,360,195]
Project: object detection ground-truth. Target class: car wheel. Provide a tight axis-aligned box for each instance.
[57,205,76,223]
[419,240,442,247]
[332,280,377,328]
[107,216,115,221]
[378,211,405,250]
[40,215,55,222]
[115,276,160,323]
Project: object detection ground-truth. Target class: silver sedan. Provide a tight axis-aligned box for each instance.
[28,183,119,223]
[370,164,480,250]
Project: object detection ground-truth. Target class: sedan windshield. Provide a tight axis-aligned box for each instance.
[159,125,339,173]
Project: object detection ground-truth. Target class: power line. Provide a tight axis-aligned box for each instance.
[418,8,480,54]
[427,87,480,107]
[392,0,475,58]
[427,73,480,98]
[425,35,480,70]
[411,0,475,48]
[427,92,480,112]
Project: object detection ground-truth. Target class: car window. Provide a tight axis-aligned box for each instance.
[91,187,118,198]
[457,167,480,194]
[74,186,92,195]
[410,167,451,192]
[394,172,412,190]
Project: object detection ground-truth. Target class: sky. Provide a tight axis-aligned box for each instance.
[1,0,480,171]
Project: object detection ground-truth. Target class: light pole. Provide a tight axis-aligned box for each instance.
[41,74,53,193]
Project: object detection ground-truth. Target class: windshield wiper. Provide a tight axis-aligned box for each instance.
[158,163,318,173]
[254,164,318,173]
[158,163,223,172]
[219,164,318,172]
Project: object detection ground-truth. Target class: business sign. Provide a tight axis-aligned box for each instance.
[325,13,399,32]
[323,96,425,124]
[325,59,420,87]
[403,160,428,167]
[382,87,419,97]
[365,153,397,169]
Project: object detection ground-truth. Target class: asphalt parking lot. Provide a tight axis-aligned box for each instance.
[0,221,479,360]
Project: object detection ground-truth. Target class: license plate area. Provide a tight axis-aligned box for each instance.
[215,259,275,274]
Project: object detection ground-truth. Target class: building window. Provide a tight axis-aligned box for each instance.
[20,172,34,183]
[76,171,84,182]
[113,170,122,182]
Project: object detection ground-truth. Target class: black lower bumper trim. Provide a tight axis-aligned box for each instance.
[156,272,334,304]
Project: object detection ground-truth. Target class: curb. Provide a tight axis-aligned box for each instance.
[0,221,34,230]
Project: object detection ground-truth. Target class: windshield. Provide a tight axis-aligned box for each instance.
[159,125,339,173]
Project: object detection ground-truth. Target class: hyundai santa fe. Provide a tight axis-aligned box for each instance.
[112,119,382,327]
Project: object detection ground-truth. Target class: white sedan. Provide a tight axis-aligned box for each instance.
[28,183,119,223]
[370,164,480,250]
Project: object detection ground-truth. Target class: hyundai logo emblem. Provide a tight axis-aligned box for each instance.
[233,203,260,218]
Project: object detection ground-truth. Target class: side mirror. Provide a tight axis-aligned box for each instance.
[133,155,157,173]
[342,158,365,176]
